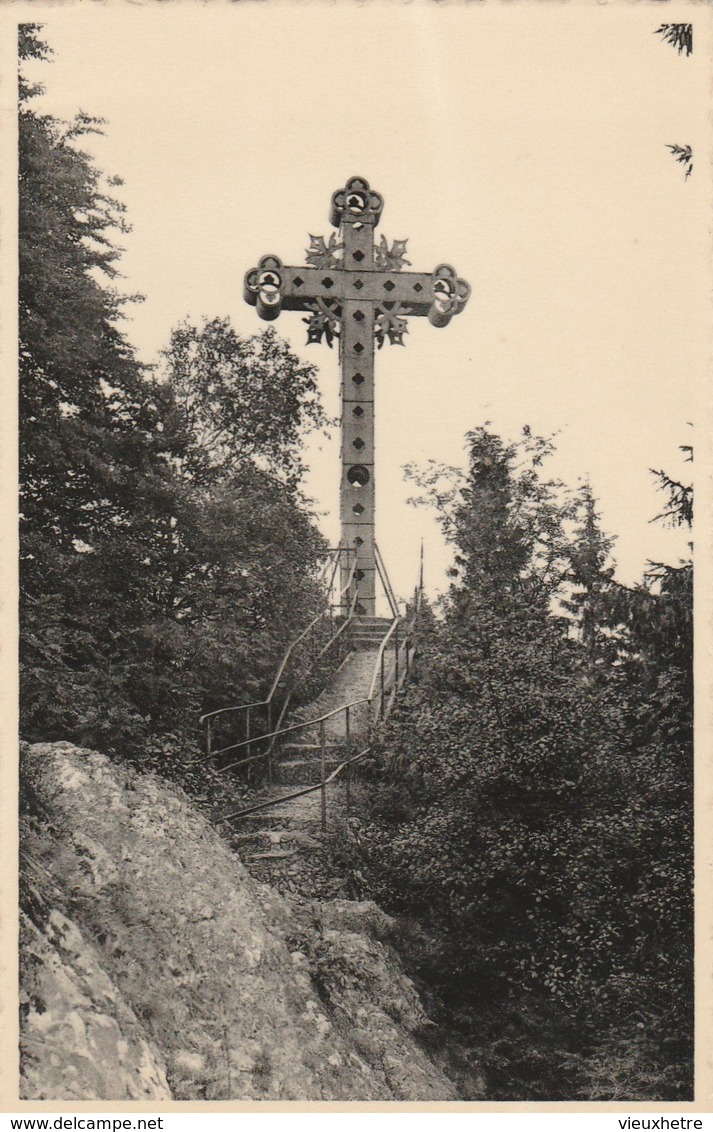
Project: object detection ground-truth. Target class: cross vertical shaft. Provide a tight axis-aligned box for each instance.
[339,203,377,612]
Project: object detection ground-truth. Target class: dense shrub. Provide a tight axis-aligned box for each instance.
[347,429,692,1100]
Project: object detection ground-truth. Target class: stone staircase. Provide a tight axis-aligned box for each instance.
[349,616,394,650]
[225,617,398,895]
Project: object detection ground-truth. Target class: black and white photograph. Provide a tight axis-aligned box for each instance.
[7,3,708,1111]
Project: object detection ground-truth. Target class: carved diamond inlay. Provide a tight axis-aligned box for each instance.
[354,343,364,354]
[352,373,365,385]
[353,437,365,450]
[354,280,364,290]
[322,277,334,289]
[353,310,365,322]
[353,250,365,262]
[353,405,364,417]
[383,280,395,292]
[353,503,365,515]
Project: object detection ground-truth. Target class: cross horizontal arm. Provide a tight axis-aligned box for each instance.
[279,266,436,312]
[244,257,470,327]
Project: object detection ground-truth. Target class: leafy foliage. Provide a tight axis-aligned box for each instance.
[348,428,692,1100]
[159,317,327,490]
[19,27,330,770]
[561,482,617,662]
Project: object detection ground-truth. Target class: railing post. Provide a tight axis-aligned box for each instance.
[206,718,212,759]
[394,625,400,692]
[380,650,385,720]
[245,707,251,762]
[345,705,351,815]
[320,720,327,834]
[266,703,273,782]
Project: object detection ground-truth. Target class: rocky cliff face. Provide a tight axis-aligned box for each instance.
[19,742,459,1102]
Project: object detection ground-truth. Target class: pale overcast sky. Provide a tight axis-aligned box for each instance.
[22,6,707,608]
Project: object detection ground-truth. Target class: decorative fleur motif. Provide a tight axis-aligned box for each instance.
[306,233,344,269]
[374,236,410,273]
[667,144,692,180]
[375,304,409,348]
[303,298,341,348]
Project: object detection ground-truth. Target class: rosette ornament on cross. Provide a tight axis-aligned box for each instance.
[244,177,470,616]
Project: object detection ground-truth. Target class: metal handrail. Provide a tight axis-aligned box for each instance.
[217,745,370,825]
[197,559,360,765]
[199,547,345,724]
[218,567,421,754]
[199,547,358,729]
[321,546,343,593]
[214,553,425,829]
[197,547,422,794]
[199,550,342,725]
[264,552,358,706]
[317,585,358,659]
[215,619,405,823]
[374,542,400,620]
[213,696,371,773]
[367,615,400,703]
[212,611,402,777]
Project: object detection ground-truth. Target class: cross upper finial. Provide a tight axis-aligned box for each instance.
[330,176,384,229]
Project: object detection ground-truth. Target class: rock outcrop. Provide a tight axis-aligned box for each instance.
[20,909,171,1101]
[20,742,459,1102]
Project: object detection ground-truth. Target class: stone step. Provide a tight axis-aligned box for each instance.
[281,742,345,754]
[350,637,390,651]
[275,758,342,785]
[231,827,319,848]
[350,635,392,645]
[246,848,299,861]
[234,798,325,829]
[222,807,305,831]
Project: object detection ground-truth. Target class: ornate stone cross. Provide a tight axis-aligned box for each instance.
[244,177,470,617]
